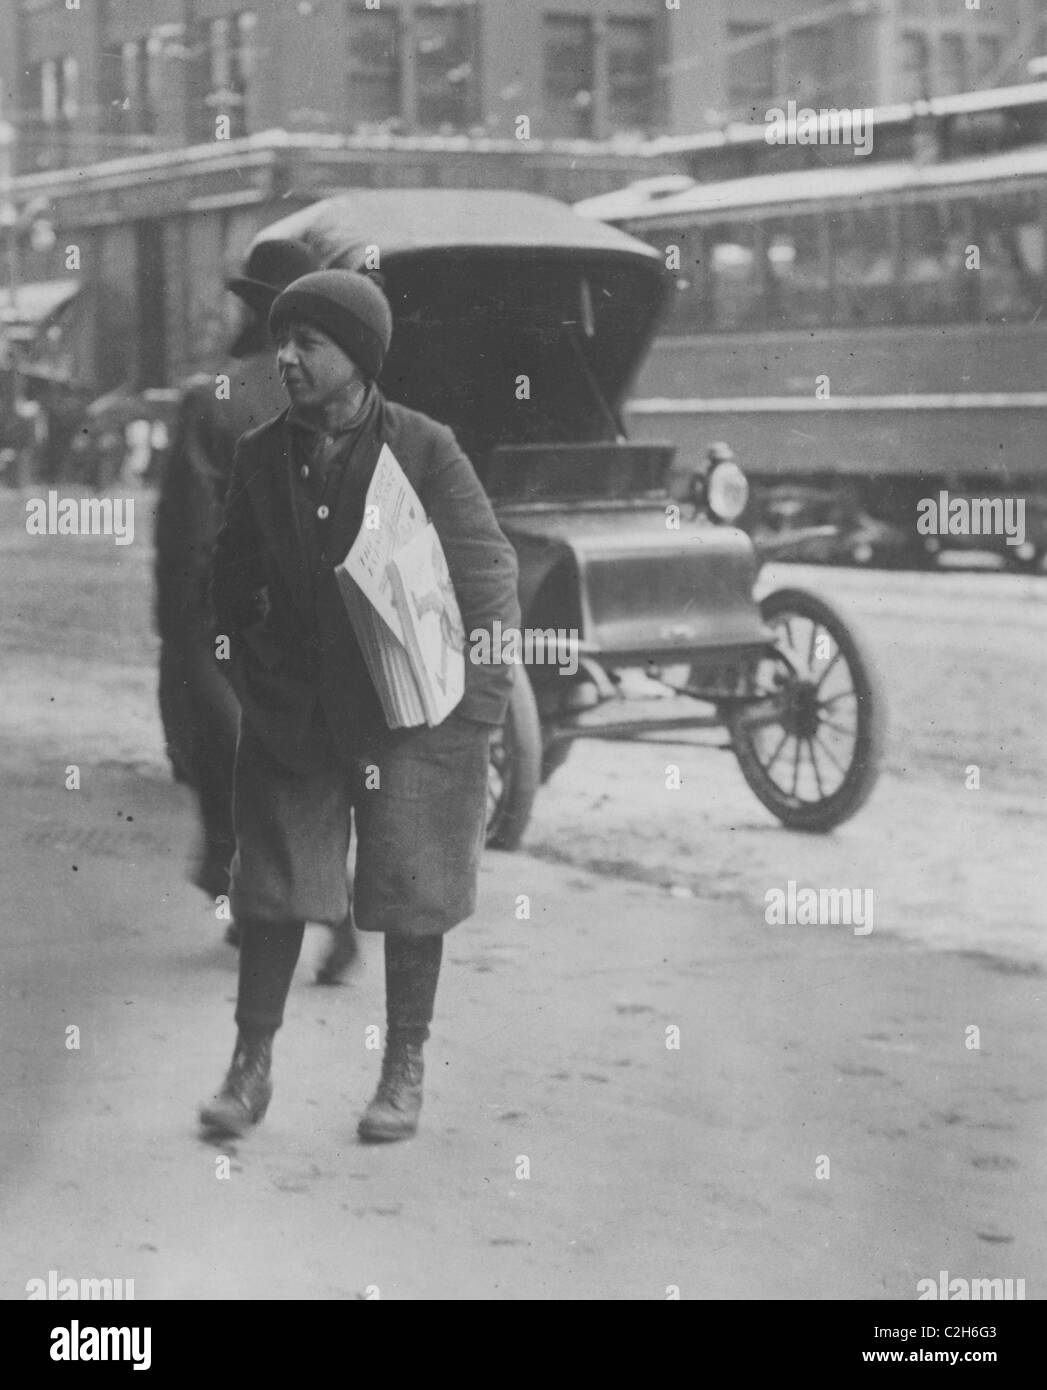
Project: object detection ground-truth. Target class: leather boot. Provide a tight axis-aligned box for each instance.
[357,1034,424,1143]
[199,1032,273,1139]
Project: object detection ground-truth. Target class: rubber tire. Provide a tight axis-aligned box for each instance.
[485,665,543,851]
[729,587,886,832]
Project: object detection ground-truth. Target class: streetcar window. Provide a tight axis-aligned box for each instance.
[872,123,915,163]
[974,193,1047,324]
[829,208,897,327]
[706,225,762,330]
[939,33,968,98]
[974,36,1003,87]
[1009,101,1047,151]
[764,218,830,329]
[898,202,966,324]
[898,32,931,103]
[658,224,705,334]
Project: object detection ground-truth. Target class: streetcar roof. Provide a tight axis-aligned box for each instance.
[641,79,1047,159]
[249,189,661,265]
[575,143,1047,225]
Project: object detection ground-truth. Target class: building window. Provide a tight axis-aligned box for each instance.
[119,39,159,135]
[414,4,478,131]
[40,59,60,125]
[21,54,82,169]
[607,18,656,134]
[60,57,79,122]
[203,11,255,138]
[785,25,832,107]
[543,15,594,138]
[347,4,401,127]
[727,22,775,113]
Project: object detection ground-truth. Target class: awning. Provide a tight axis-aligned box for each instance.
[0,278,80,326]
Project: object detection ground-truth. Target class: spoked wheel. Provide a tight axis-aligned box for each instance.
[485,665,542,851]
[728,587,885,832]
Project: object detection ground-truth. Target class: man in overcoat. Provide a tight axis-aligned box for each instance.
[199,269,520,1142]
[155,241,329,929]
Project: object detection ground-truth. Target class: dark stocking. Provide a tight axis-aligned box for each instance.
[235,918,306,1035]
[385,935,443,1045]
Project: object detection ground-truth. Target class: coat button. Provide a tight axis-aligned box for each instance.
[317,504,330,519]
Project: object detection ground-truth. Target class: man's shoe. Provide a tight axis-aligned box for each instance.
[357,1035,424,1142]
[316,914,359,985]
[199,1032,273,1139]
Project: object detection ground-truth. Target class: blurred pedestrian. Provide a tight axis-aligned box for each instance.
[156,238,358,979]
[199,270,519,1143]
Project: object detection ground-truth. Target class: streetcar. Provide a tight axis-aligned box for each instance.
[577,138,1047,569]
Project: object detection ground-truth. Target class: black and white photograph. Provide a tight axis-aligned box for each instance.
[0,0,1044,1332]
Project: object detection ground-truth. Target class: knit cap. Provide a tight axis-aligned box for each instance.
[269,269,393,380]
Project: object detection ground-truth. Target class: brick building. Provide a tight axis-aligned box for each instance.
[728,0,1047,117]
[1,0,711,175]
[2,1,1046,392]
[3,1,1046,178]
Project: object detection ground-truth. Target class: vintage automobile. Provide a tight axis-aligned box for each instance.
[239,190,886,848]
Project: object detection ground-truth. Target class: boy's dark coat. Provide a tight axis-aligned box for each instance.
[211,395,520,771]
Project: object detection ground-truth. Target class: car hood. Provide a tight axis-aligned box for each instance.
[499,506,767,659]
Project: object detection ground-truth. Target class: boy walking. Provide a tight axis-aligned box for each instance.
[199,269,519,1142]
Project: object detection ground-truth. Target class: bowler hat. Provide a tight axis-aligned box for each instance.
[228,238,321,315]
[269,269,393,381]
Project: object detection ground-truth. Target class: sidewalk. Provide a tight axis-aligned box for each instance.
[1,759,1043,1300]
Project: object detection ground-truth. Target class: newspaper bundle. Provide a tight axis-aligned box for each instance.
[334,444,465,728]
